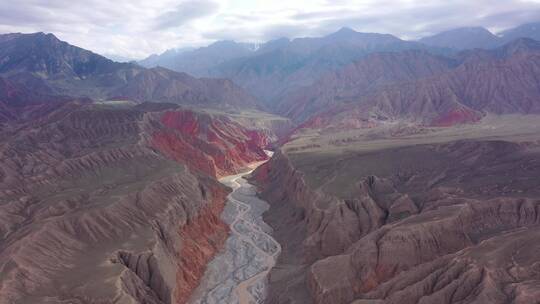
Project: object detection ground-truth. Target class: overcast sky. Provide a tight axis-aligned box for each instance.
[2,0,540,59]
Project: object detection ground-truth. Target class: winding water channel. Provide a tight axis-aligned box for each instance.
[189,161,281,304]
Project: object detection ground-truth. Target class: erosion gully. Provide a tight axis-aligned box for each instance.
[189,156,281,304]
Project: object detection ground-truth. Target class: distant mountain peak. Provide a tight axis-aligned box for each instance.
[419,26,499,49]
[211,40,239,47]
[336,26,356,33]
[31,31,61,42]
[455,26,491,32]
[323,26,401,45]
[499,22,540,42]
[504,22,540,31]
[498,37,540,56]
[0,31,117,78]
[327,27,358,38]
[0,32,263,110]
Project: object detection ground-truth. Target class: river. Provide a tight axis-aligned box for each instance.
[189,160,281,304]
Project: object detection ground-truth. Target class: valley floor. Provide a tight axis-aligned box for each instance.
[189,162,281,304]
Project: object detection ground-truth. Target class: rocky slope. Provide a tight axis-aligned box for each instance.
[0,99,271,303]
[277,50,458,124]
[252,122,540,304]
[203,109,295,144]
[279,38,540,131]
[149,109,269,178]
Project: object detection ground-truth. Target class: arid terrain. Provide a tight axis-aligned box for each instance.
[2,14,540,304]
[0,98,284,303]
[190,161,280,304]
[252,115,540,304]
[0,31,290,304]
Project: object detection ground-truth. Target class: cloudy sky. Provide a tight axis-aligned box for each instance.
[2,0,540,59]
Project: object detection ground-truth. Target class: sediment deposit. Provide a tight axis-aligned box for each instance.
[190,163,281,304]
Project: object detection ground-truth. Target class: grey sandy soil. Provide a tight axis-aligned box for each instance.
[189,164,281,304]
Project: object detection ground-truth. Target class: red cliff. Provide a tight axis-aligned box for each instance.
[175,182,229,304]
[151,110,269,178]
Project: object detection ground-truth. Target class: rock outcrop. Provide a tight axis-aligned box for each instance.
[309,196,540,304]
[148,110,269,178]
[253,137,540,304]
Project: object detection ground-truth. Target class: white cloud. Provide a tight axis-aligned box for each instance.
[1,0,540,59]
[154,0,218,29]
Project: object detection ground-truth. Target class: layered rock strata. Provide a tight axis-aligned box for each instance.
[0,102,270,303]
[253,138,540,304]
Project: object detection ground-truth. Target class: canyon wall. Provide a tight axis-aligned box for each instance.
[145,109,270,178]
[0,102,271,304]
[252,151,381,303]
[253,138,540,304]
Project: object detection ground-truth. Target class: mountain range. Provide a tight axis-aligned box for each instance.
[419,22,540,50]
[0,32,260,111]
[139,41,259,76]
[4,26,540,132]
[3,24,540,133]
[139,22,540,106]
[278,38,540,131]
[140,27,441,104]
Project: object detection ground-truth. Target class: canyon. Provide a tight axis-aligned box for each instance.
[2,20,540,304]
[189,159,280,304]
[0,32,290,304]
[0,98,280,303]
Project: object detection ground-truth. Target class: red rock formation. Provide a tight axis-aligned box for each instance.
[430,107,482,126]
[175,182,229,304]
[151,110,269,177]
[0,101,271,303]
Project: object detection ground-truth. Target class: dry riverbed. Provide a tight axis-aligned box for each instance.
[189,162,281,304]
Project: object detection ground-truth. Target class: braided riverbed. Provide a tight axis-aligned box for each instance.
[189,163,281,304]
